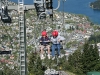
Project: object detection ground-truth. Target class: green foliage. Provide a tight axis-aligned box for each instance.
[67,42,100,75]
[65,20,76,23]
[2,34,9,41]
[66,41,78,48]
[77,14,85,19]
[88,32,100,43]
[90,0,100,9]
[27,46,33,53]
[82,42,100,73]
[93,25,100,30]
[68,49,83,74]
[60,49,66,54]
[28,52,45,75]
[1,64,19,75]
[0,70,3,75]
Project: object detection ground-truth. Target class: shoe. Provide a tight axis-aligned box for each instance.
[52,57,55,60]
[58,55,61,58]
[48,54,50,59]
[41,54,45,60]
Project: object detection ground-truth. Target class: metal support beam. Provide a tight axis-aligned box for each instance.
[18,0,27,75]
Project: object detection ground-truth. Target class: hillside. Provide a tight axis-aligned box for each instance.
[90,0,100,9]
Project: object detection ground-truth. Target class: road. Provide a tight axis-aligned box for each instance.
[8,5,35,10]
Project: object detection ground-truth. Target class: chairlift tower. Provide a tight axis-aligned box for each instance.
[18,0,27,75]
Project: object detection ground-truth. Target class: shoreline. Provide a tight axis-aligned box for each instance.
[5,1,100,25]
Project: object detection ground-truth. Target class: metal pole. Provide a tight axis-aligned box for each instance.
[61,0,65,35]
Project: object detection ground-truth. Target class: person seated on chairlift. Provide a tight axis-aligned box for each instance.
[51,30,62,60]
[1,6,11,23]
[39,30,51,59]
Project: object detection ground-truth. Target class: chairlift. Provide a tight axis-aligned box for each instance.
[34,0,46,19]
[0,50,11,54]
[1,14,12,23]
[1,6,12,23]
[34,0,44,4]
[39,40,63,60]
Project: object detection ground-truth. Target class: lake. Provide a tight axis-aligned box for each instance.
[11,0,100,24]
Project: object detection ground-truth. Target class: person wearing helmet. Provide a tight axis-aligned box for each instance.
[51,30,61,60]
[39,30,51,59]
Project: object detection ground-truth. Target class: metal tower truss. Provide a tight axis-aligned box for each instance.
[18,0,27,75]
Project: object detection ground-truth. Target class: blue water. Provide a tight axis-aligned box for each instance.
[11,0,100,24]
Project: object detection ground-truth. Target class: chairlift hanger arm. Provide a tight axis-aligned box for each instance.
[53,0,61,11]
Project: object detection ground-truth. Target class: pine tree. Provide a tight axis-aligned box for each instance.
[82,42,90,73]
[68,49,83,74]
[68,54,74,68]
[28,52,44,75]
[82,42,100,73]
[90,43,100,71]
[86,45,94,71]
[67,42,100,74]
